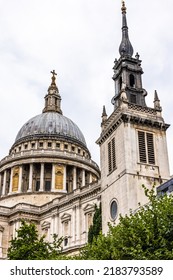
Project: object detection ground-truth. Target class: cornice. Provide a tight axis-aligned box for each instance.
[0,182,101,219]
[97,105,169,145]
[0,150,100,175]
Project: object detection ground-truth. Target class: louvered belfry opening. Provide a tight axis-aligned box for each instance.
[108,138,116,174]
[138,131,155,165]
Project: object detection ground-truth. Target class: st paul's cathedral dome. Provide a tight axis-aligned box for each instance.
[0,70,100,209]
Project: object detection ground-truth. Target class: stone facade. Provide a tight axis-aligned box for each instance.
[0,71,100,259]
[98,110,170,232]
[0,1,171,259]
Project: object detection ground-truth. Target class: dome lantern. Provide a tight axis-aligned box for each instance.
[43,70,62,114]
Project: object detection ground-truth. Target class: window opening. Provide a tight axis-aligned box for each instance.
[48,142,52,148]
[45,181,51,191]
[119,76,122,91]
[110,200,118,220]
[129,74,135,87]
[130,94,137,104]
[36,181,40,191]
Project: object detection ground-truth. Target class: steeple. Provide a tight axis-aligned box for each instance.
[119,1,133,57]
[112,1,146,109]
[97,0,170,237]
[43,70,62,114]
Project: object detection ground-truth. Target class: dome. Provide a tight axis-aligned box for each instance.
[15,112,87,147]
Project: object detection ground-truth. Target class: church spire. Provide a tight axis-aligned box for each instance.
[43,70,62,114]
[119,1,134,57]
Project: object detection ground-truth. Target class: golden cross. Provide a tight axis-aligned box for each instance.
[51,70,57,77]
[50,70,57,85]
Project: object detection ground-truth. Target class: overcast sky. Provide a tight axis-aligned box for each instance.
[0,0,172,175]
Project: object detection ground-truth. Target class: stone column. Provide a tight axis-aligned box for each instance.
[15,221,20,237]
[0,226,4,258]
[51,164,55,191]
[40,163,44,191]
[73,167,77,190]
[54,214,58,235]
[12,222,16,239]
[63,165,67,191]
[18,166,23,193]
[89,173,93,184]
[28,163,33,192]
[0,174,2,195]
[82,169,85,187]
[2,171,7,196]
[9,168,13,194]
[50,216,55,242]
[76,204,80,245]
[58,214,61,237]
[72,206,76,244]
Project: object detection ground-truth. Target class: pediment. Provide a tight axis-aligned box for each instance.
[83,204,95,213]
[41,221,50,229]
[61,213,71,222]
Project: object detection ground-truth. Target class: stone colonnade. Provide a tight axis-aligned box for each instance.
[0,162,94,196]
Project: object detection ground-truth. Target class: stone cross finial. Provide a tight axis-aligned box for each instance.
[51,70,57,85]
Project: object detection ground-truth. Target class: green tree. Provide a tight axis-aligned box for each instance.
[79,185,173,260]
[88,203,102,244]
[8,220,64,260]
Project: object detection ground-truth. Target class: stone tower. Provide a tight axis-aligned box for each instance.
[96,1,170,233]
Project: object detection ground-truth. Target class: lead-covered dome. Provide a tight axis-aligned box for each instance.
[15,112,87,147]
[13,71,88,149]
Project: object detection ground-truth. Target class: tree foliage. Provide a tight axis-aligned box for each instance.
[79,185,173,260]
[88,203,102,244]
[8,220,64,260]
[8,186,173,260]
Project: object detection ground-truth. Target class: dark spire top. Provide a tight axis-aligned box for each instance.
[119,1,134,57]
[154,90,159,101]
[43,70,62,114]
[102,105,107,118]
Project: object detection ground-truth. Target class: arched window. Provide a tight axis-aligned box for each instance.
[129,74,135,87]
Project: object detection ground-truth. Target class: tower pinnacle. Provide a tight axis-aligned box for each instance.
[154,90,162,111]
[101,105,107,131]
[119,0,134,57]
